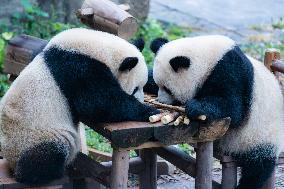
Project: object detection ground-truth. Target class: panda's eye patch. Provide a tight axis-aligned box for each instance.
[119,57,138,72]
[169,56,191,72]
[131,87,139,96]
[163,86,173,96]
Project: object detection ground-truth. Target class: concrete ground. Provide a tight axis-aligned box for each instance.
[149,0,284,42]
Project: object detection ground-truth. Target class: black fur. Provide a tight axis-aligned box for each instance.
[132,38,145,52]
[169,56,191,72]
[15,141,69,184]
[185,46,254,127]
[231,144,277,189]
[150,38,169,54]
[119,57,138,72]
[44,47,159,127]
[143,69,159,95]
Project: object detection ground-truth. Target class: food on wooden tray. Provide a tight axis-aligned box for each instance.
[145,95,206,125]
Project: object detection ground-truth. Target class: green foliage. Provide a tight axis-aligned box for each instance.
[178,143,195,155]
[86,127,112,153]
[135,19,191,67]
[241,41,284,60]
[272,18,284,30]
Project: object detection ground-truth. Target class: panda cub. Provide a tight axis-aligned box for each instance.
[147,35,284,189]
[0,28,158,184]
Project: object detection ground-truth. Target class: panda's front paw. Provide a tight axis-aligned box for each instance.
[139,105,161,122]
[185,99,208,122]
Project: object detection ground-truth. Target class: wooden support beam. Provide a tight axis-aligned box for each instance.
[110,149,130,189]
[221,156,237,189]
[77,0,138,40]
[102,157,145,175]
[196,142,213,189]
[138,149,157,189]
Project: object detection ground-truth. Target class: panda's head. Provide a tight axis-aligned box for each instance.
[150,35,236,104]
[44,28,147,102]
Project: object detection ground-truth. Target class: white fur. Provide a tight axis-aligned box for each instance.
[219,57,284,155]
[153,35,236,104]
[0,55,80,169]
[45,28,148,97]
[153,35,284,154]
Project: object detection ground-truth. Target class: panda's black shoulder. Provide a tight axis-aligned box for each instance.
[195,45,254,127]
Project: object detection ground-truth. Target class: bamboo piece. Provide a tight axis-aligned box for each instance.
[183,117,190,125]
[149,112,169,123]
[144,97,186,113]
[174,116,184,126]
[77,0,138,40]
[161,112,180,124]
[198,115,207,121]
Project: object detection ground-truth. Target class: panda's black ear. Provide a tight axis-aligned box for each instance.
[150,38,169,54]
[119,57,139,72]
[132,38,145,52]
[170,56,191,72]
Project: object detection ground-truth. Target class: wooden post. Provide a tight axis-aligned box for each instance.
[196,142,213,189]
[264,48,281,71]
[77,0,138,40]
[79,123,88,155]
[138,149,157,189]
[261,168,275,189]
[110,149,130,189]
[221,156,237,189]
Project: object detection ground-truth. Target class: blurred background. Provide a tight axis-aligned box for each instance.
[0,0,284,188]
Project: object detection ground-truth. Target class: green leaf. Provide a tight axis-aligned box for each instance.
[2,32,14,40]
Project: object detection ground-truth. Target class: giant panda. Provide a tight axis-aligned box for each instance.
[147,35,284,189]
[0,28,158,184]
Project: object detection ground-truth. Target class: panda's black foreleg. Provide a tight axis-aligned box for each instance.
[15,141,69,184]
[185,97,229,123]
[232,144,277,189]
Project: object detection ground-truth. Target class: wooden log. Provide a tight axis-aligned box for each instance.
[4,35,47,75]
[88,148,112,162]
[138,149,157,189]
[196,142,213,189]
[77,0,138,40]
[271,59,284,73]
[264,48,281,71]
[110,149,130,189]
[221,156,237,189]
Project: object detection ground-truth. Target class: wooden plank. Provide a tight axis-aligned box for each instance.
[0,177,69,189]
[138,149,157,189]
[68,152,110,187]
[97,117,230,149]
[88,148,112,162]
[110,149,129,189]
[195,142,213,189]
